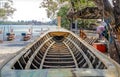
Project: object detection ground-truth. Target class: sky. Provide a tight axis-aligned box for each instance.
[8,0,50,22]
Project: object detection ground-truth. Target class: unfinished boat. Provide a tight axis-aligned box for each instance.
[1,28,120,77]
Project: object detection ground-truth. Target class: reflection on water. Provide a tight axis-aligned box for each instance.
[0,25,57,41]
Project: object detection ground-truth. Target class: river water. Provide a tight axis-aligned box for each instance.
[0,25,57,41]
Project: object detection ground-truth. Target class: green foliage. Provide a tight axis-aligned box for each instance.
[0,9,6,17]
[40,0,96,18]
[57,6,70,29]
[40,0,58,18]
[77,19,96,29]
[40,0,97,29]
[0,0,15,20]
[67,0,96,12]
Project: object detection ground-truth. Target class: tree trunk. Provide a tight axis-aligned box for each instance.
[108,30,120,64]
[113,0,120,27]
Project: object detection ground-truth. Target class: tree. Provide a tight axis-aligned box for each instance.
[57,5,70,29]
[40,1,95,18]
[0,0,15,20]
[40,0,71,29]
[40,0,58,18]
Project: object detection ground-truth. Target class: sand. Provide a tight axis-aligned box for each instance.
[0,35,39,69]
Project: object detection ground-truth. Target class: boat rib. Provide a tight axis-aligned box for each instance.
[1,29,120,77]
[10,31,108,69]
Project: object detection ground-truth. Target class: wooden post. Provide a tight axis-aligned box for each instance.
[75,19,78,34]
[58,16,61,29]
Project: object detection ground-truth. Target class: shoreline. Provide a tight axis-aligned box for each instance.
[0,36,38,69]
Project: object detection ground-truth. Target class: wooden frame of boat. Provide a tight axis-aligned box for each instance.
[1,28,120,77]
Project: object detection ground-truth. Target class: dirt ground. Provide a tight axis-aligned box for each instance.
[0,40,33,69]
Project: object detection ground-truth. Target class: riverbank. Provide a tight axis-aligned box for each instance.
[0,35,39,69]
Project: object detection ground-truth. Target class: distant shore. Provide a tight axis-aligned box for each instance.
[0,20,55,25]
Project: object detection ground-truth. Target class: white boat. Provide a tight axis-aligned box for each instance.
[1,28,120,77]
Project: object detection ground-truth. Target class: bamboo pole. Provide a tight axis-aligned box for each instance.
[57,16,61,29]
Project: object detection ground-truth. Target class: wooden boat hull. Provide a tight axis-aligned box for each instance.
[1,29,120,77]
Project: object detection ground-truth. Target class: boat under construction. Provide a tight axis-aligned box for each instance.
[1,28,120,77]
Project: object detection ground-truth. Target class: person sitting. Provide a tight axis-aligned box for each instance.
[96,19,107,39]
[80,30,87,39]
